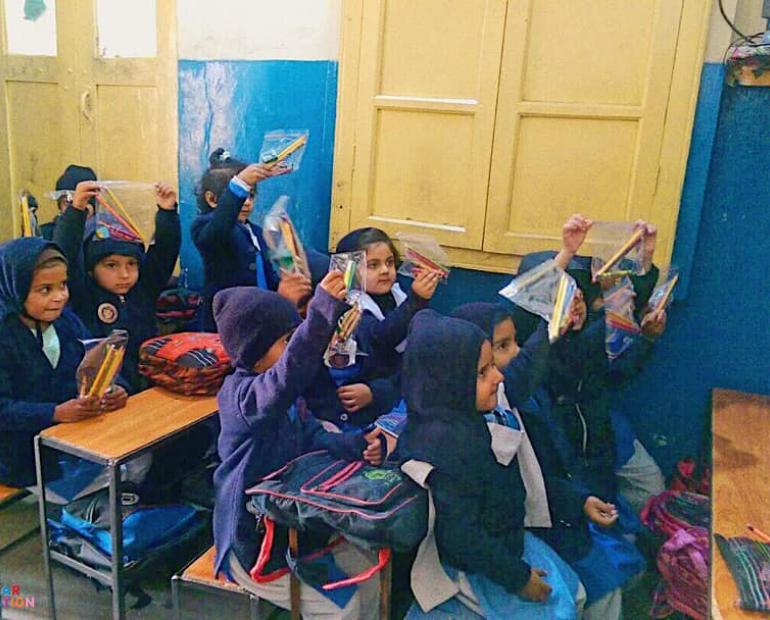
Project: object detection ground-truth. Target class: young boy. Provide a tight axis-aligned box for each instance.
[0,238,127,488]
[53,180,180,392]
[213,273,382,619]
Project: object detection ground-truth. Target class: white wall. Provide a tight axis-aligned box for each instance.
[705,0,767,62]
[177,0,341,60]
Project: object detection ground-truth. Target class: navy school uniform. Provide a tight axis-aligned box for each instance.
[54,205,181,393]
[212,286,367,578]
[191,184,279,332]
[304,284,428,429]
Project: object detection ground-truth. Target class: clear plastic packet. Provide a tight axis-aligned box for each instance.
[262,196,310,278]
[647,266,680,318]
[585,221,645,282]
[548,272,578,343]
[259,129,309,175]
[395,232,451,282]
[499,259,565,322]
[95,181,159,244]
[324,305,364,369]
[603,277,641,360]
[329,251,367,304]
[76,330,129,398]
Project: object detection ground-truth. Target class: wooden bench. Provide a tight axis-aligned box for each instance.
[171,546,262,620]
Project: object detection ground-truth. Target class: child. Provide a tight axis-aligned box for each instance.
[399,310,584,620]
[40,164,98,241]
[451,302,645,620]
[191,148,311,331]
[0,238,127,488]
[53,180,181,393]
[306,227,440,429]
[213,273,383,619]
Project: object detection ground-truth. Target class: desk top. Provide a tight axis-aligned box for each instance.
[712,388,770,619]
[39,387,218,463]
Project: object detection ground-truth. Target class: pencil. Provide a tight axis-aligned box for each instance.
[653,274,680,317]
[88,345,117,397]
[274,135,307,163]
[20,194,31,237]
[593,228,644,282]
[101,186,144,241]
[747,524,770,544]
[96,195,142,240]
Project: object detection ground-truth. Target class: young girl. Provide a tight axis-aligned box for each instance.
[53,180,180,393]
[399,310,584,620]
[0,238,128,488]
[451,302,645,620]
[306,227,440,429]
[213,273,382,619]
[191,148,311,331]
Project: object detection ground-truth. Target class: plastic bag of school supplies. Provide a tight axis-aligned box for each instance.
[648,266,680,318]
[548,272,578,343]
[329,251,366,304]
[585,221,645,282]
[94,181,160,244]
[499,259,565,322]
[603,277,641,360]
[394,232,451,282]
[324,305,364,369]
[77,330,129,398]
[18,191,40,237]
[259,129,309,175]
[262,196,310,278]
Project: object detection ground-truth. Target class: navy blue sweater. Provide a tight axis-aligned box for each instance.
[399,311,532,594]
[305,291,428,428]
[0,309,90,487]
[54,205,180,393]
[191,187,279,332]
[213,289,367,577]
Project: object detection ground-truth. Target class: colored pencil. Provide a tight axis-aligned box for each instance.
[593,228,644,281]
[747,524,770,544]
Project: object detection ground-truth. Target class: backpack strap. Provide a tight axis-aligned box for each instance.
[322,548,391,591]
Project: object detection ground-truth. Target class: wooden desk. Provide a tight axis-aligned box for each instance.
[712,388,770,618]
[34,387,218,620]
[40,387,218,462]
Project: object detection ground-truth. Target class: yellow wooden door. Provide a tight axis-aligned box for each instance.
[0,0,177,242]
[0,0,81,239]
[76,0,177,185]
[484,0,691,262]
[332,0,507,251]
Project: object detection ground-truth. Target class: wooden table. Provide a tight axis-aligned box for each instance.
[34,387,218,620]
[712,388,770,618]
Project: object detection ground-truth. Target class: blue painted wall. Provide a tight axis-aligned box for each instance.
[178,60,338,290]
[178,58,768,474]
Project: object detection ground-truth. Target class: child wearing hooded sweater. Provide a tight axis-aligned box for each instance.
[0,238,128,488]
[305,227,440,429]
[213,271,383,620]
[399,310,585,620]
[191,148,312,332]
[451,302,645,620]
[53,180,180,393]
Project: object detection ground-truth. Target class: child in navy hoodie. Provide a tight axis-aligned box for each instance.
[191,148,311,331]
[53,180,180,393]
[306,227,440,429]
[0,238,127,488]
[213,271,382,619]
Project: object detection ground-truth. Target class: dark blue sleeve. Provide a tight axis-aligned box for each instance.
[139,207,181,301]
[367,375,401,415]
[234,289,348,427]
[360,295,428,354]
[504,322,550,406]
[302,418,367,460]
[630,264,660,312]
[0,371,56,432]
[430,468,532,593]
[605,336,655,390]
[254,226,279,291]
[191,186,244,251]
[52,206,88,303]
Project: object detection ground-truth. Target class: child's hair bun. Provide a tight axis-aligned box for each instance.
[209,148,232,166]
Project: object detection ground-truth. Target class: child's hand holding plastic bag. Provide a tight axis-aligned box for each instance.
[262,196,311,279]
[76,330,129,399]
[395,232,451,282]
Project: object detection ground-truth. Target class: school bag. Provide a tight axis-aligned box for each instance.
[246,450,427,588]
[155,287,202,324]
[47,489,206,571]
[138,332,231,395]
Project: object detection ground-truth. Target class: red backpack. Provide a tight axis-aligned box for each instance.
[138,332,231,395]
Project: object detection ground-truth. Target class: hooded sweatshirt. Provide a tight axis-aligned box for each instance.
[212,286,367,577]
[398,310,532,594]
[0,238,91,487]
